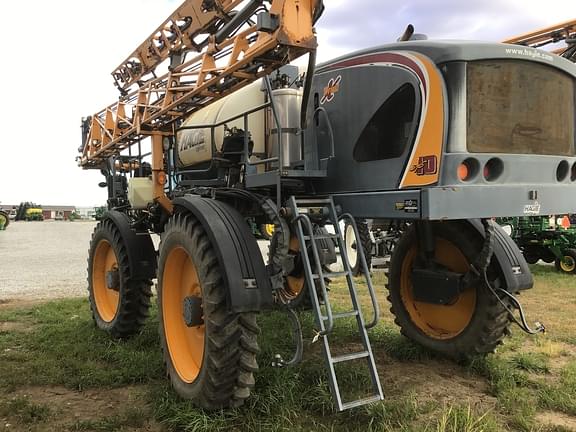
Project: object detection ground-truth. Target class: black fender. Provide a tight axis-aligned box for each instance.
[468,219,533,292]
[173,195,273,312]
[102,211,157,280]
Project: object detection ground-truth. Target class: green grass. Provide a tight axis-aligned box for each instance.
[1,265,576,431]
[0,396,52,424]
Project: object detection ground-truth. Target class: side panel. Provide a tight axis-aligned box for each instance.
[173,196,273,312]
[309,62,422,193]
[102,211,157,280]
[309,51,446,194]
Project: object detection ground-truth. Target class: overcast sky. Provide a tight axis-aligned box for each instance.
[0,0,573,207]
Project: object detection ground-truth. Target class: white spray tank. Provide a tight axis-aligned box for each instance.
[176,76,304,171]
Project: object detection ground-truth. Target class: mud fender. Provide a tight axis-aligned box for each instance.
[173,195,273,312]
[468,219,533,292]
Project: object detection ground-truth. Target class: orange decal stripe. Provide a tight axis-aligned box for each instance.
[400,54,445,188]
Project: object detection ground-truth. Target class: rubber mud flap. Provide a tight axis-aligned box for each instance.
[468,219,533,292]
[102,211,157,280]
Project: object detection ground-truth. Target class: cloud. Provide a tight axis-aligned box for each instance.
[315,0,571,61]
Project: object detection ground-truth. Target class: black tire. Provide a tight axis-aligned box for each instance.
[540,248,556,264]
[344,220,372,276]
[522,247,540,265]
[87,220,152,338]
[269,227,333,309]
[387,221,512,358]
[554,248,576,274]
[157,212,259,409]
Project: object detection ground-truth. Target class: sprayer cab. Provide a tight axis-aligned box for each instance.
[308,40,576,221]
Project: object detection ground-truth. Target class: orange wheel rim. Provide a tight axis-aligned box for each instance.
[92,239,120,322]
[284,236,305,300]
[162,247,205,383]
[400,238,476,340]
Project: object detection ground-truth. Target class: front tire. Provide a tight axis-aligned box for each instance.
[158,212,259,409]
[87,220,152,338]
[387,221,512,358]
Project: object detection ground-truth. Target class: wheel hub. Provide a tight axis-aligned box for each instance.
[106,268,120,291]
[183,296,203,327]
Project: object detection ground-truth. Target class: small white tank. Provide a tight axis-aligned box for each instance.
[128,177,154,209]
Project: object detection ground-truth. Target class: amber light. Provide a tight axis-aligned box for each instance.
[458,163,469,181]
[457,158,479,182]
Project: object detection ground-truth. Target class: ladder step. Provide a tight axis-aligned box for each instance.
[341,395,383,410]
[313,271,348,279]
[332,351,370,363]
[295,198,332,205]
[321,311,359,320]
[302,234,338,240]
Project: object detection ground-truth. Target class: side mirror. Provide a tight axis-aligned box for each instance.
[98,182,108,188]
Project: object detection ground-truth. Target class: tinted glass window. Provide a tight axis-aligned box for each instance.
[353,83,417,162]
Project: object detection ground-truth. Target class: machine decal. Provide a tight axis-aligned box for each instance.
[324,51,445,188]
[395,199,419,213]
[321,75,341,104]
[524,202,541,215]
[410,155,438,176]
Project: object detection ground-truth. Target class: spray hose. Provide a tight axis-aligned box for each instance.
[473,219,545,335]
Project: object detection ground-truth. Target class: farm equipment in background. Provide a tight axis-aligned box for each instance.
[15,202,43,221]
[344,219,407,275]
[0,211,8,230]
[498,216,576,274]
[77,0,576,411]
[93,206,106,221]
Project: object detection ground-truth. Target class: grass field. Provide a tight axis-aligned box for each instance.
[1,264,576,431]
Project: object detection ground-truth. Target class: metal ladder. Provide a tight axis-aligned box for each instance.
[287,196,384,411]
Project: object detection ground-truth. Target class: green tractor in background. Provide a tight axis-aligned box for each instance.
[15,202,44,221]
[498,216,576,274]
[0,210,9,230]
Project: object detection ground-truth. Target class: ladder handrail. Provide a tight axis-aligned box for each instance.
[293,212,335,335]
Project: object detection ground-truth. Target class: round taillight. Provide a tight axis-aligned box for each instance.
[457,158,479,182]
[483,158,503,182]
[458,163,469,181]
[557,160,569,182]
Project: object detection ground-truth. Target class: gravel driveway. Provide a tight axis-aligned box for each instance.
[0,220,272,301]
[0,221,99,300]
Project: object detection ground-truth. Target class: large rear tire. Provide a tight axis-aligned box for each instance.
[158,212,259,409]
[387,221,512,358]
[87,220,152,338]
